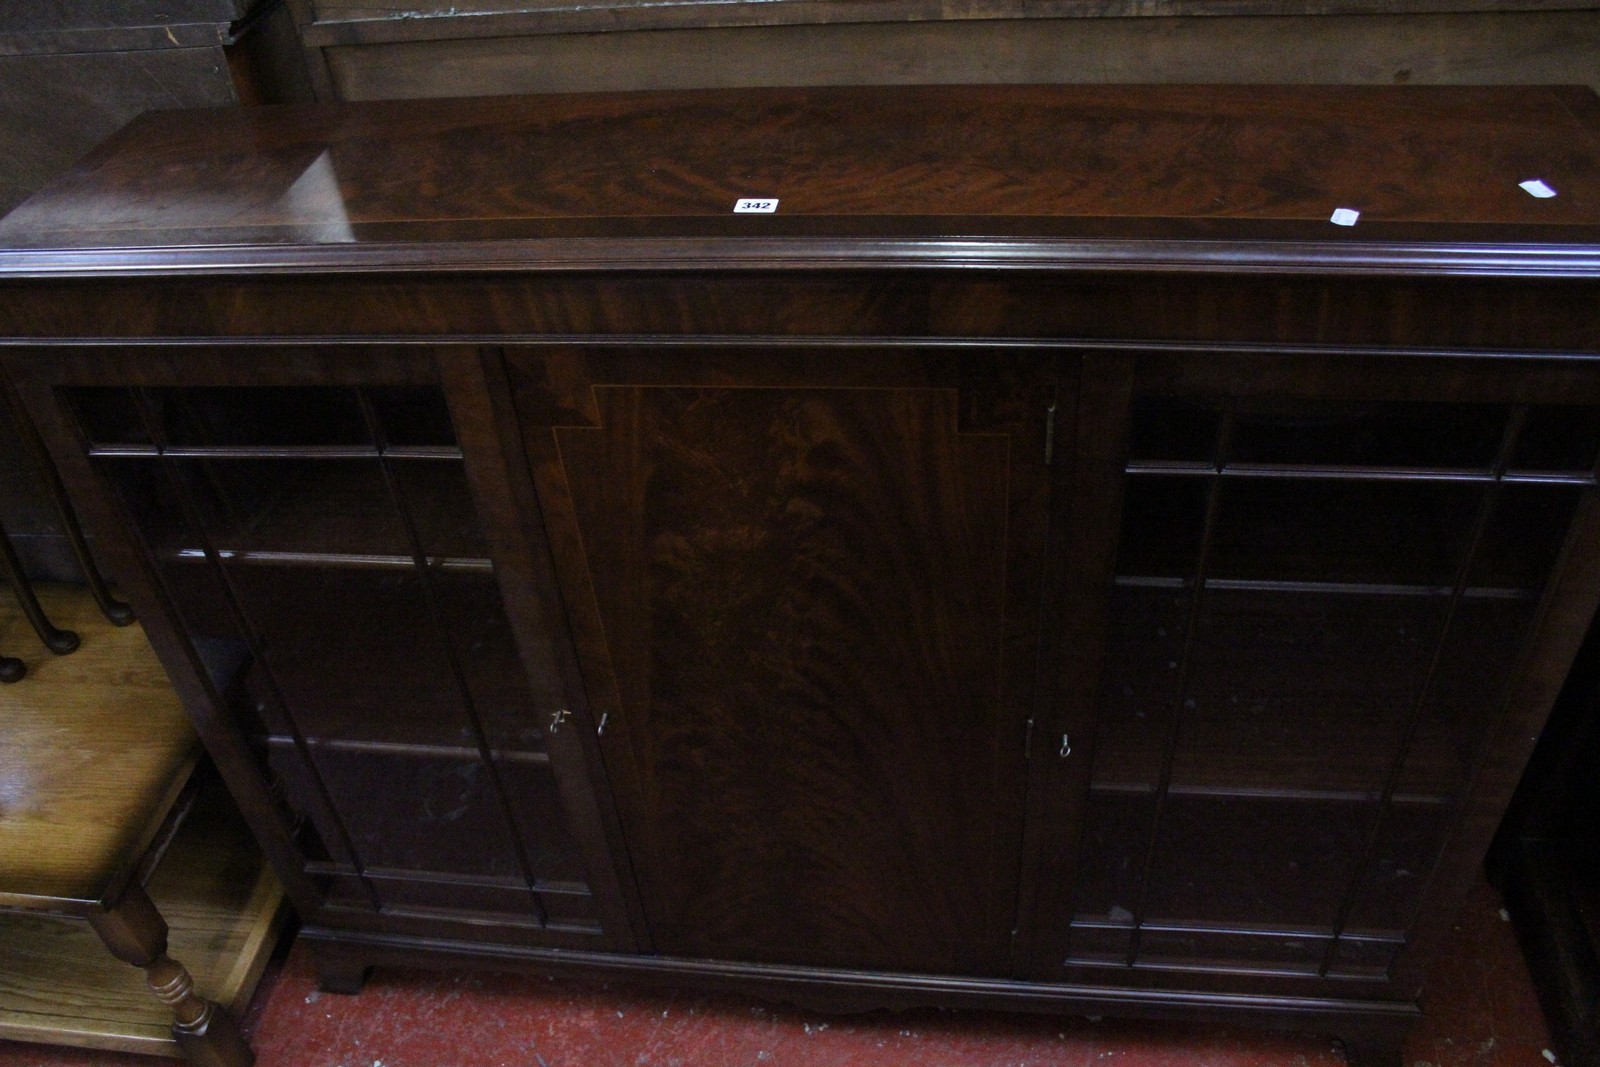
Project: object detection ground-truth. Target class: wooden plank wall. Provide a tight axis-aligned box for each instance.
[285,1,1600,100]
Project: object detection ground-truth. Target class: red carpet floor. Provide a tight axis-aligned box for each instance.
[0,879,1556,1067]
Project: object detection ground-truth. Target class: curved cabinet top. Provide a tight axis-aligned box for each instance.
[2,84,1600,278]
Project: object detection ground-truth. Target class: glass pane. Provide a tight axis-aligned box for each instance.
[373,386,459,448]
[91,456,273,733]
[435,572,546,753]
[70,387,150,447]
[310,749,526,880]
[1343,802,1453,936]
[1064,923,1133,967]
[161,386,369,447]
[1144,797,1366,929]
[73,382,581,926]
[498,759,589,885]
[538,890,601,929]
[1209,478,1479,587]
[1093,585,1188,788]
[391,458,492,560]
[1137,928,1326,974]
[366,875,541,923]
[1114,476,1208,579]
[1090,392,1600,984]
[1398,597,1540,799]
[157,563,277,737]
[265,739,356,870]
[1175,589,1445,796]
[1127,397,1220,464]
[173,457,411,561]
[1326,936,1402,978]
[1470,483,1581,593]
[1513,406,1600,473]
[1070,791,1154,926]
[91,456,186,555]
[229,566,478,748]
[1228,401,1505,470]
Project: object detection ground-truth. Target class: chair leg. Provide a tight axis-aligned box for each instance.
[0,516,79,654]
[87,885,254,1067]
[0,653,23,682]
[2,374,134,626]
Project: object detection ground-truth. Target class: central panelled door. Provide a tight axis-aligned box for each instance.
[503,343,1058,975]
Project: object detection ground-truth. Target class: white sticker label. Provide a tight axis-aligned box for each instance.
[1329,208,1360,227]
[1520,179,1558,199]
[734,198,779,214]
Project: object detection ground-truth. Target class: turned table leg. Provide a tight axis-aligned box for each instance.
[87,884,254,1067]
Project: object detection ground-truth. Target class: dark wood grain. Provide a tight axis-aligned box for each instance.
[505,344,1053,975]
[1,85,1598,274]
[1015,351,1129,979]
[299,0,1600,45]
[5,85,1600,1067]
[1492,619,1600,1067]
[11,274,1600,353]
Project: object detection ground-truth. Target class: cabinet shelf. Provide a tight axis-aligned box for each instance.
[1087,730,1466,804]
[263,733,551,763]
[88,445,465,462]
[93,446,489,566]
[169,547,493,572]
[1125,461,1597,487]
[1113,574,1538,601]
[1062,916,1409,979]
[1088,781,1456,805]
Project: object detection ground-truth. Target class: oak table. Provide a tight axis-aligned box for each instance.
[0,587,256,1066]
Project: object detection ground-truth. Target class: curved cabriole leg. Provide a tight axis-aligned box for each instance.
[49,491,135,626]
[1,374,134,627]
[0,517,79,654]
[0,378,132,627]
[87,885,254,1067]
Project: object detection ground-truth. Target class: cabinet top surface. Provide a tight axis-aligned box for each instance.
[4,83,1600,277]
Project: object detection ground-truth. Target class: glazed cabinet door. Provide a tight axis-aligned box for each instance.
[18,345,636,952]
[501,343,1057,975]
[1025,348,1600,992]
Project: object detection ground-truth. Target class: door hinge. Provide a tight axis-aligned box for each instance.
[1043,402,1058,466]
